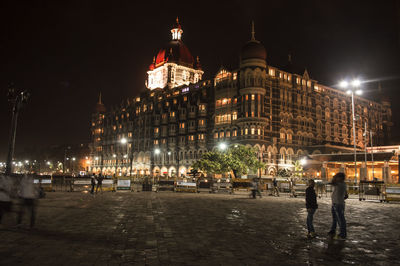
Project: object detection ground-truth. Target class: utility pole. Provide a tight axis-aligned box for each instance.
[370,131,375,180]
[5,85,30,175]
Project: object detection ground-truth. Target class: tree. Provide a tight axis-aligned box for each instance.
[292,160,304,179]
[191,151,229,175]
[192,144,265,178]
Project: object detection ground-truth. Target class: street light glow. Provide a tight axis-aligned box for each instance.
[351,79,361,87]
[339,80,348,88]
[219,143,227,151]
[72,157,76,161]
[120,138,127,144]
[300,158,307,166]
[355,90,362,95]
[154,148,160,154]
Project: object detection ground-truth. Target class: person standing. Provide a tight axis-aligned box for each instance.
[96,174,103,193]
[0,175,13,226]
[305,179,318,238]
[90,175,96,194]
[328,173,347,240]
[17,175,39,228]
[272,178,280,197]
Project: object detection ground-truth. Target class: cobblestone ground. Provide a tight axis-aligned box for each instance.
[0,191,399,266]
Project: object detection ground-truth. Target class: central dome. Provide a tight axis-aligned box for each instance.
[155,40,194,68]
[241,40,266,61]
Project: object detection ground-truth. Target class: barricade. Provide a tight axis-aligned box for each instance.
[346,182,359,194]
[73,178,91,192]
[155,180,175,192]
[359,180,384,202]
[382,184,400,202]
[34,175,53,192]
[232,178,252,194]
[291,181,307,197]
[117,178,131,191]
[212,178,232,193]
[197,180,212,193]
[101,179,115,192]
[175,181,197,193]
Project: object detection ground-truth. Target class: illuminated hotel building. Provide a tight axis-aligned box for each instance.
[90,19,392,178]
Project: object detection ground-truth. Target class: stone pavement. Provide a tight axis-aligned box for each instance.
[0,191,399,266]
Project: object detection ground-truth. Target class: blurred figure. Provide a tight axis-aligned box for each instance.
[96,174,103,193]
[328,173,348,240]
[90,174,96,194]
[0,175,13,226]
[305,179,318,238]
[17,175,39,228]
[272,178,279,197]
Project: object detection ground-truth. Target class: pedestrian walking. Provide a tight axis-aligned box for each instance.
[306,179,318,238]
[96,174,104,193]
[17,175,39,228]
[272,178,280,197]
[251,179,257,198]
[0,175,13,226]
[90,175,96,194]
[328,173,348,240]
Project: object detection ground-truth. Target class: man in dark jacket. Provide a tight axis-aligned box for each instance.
[306,179,318,238]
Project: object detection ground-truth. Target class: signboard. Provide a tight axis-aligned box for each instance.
[176,181,197,187]
[34,179,52,184]
[74,180,91,185]
[102,179,114,185]
[117,179,131,190]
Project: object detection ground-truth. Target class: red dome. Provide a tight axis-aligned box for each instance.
[153,40,194,68]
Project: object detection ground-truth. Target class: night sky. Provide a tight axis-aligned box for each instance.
[0,0,399,160]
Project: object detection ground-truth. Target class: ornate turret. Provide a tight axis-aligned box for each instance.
[240,21,267,68]
[146,18,204,90]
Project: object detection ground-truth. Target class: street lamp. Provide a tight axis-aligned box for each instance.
[340,79,362,183]
[5,85,30,175]
[219,142,227,151]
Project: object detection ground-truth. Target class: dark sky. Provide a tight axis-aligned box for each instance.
[1,0,400,160]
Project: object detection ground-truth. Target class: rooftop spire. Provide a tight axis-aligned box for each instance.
[98,92,102,104]
[251,20,255,41]
[171,17,183,40]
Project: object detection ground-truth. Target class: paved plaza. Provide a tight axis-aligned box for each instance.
[0,191,399,266]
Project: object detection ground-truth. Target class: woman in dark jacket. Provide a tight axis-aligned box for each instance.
[306,179,318,238]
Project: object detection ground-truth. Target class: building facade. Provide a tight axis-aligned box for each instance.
[89,20,392,178]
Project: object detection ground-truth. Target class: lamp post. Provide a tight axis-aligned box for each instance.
[340,79,362,183]
[5,85,30,175]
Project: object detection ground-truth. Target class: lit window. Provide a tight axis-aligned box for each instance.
[154,140,158,145]
[180,123,185,129]
[269,69,275,76]
[214,132,218,139]
[170,112,175,117]
[154,128,159,133]
[296,78,300,84]
[251,112,254,117]
[246,95,249,101]
[258,129,261,135]
[251,128,255,135]
[232,112,237,120]
[220,131,224,138]
[183,96,187,101]
[233,130,237,137]
[251,94,255,100]
[245,128,248,135]
[199,119,205,126]
[226,131,231,138]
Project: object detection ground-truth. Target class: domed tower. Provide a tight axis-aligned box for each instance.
[237,22,268,145]
[146,18,204,89]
